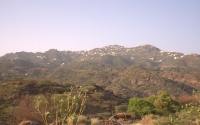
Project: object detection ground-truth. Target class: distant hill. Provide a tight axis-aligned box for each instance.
[0,44,200,97]
[1,44,200,70]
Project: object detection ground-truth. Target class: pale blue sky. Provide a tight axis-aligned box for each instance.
[0,0,200,56]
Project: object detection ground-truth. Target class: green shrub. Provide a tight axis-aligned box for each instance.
[127,98,156,116]
[148,92,180,115]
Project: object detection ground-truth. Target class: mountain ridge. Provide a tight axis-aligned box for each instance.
[0,44,200,98]
[1,44,199,70]
[0,44,187,57]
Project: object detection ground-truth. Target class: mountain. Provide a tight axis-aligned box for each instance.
[1,44,200,70]
[0,44,200,97]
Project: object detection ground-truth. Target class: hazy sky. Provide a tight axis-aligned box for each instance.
[0,0,200,56]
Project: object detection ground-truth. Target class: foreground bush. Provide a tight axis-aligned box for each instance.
[148,92,180,115]
[34,86,87,125]
[176,90,200,121]
[127,98,156,116]
[153,114,200,125]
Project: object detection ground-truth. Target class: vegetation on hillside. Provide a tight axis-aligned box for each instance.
[1,78,200,125]
[1,45,200,124]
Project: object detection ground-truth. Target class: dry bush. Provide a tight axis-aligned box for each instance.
[13,95,43,125]
[174,95,197,104]
[91,118,100,125]
[139,115,156,125]
[77,115,89,124]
